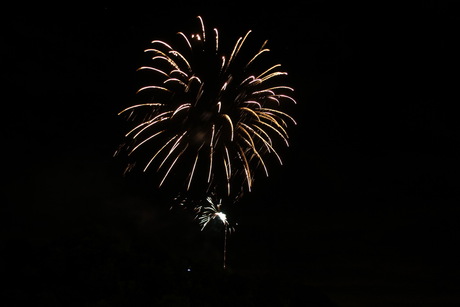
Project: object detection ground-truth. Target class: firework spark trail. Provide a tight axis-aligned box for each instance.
[118,16,297,199]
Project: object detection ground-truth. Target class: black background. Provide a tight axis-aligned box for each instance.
[2,1,460,306]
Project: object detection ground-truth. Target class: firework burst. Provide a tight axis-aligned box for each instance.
[196,196,231,231]
[118,16,296,199]
[195,196,232,269]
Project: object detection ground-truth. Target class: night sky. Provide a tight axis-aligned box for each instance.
[3,1,460,306]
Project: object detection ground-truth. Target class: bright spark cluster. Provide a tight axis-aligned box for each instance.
[118,16,296,198]
[196,197,230,231]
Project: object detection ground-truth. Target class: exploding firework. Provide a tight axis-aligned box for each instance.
[195,196,232,269]
[196,196,230,231]
[118,16,296,199]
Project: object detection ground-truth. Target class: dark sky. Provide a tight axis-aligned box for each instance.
[3,1,460,306]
